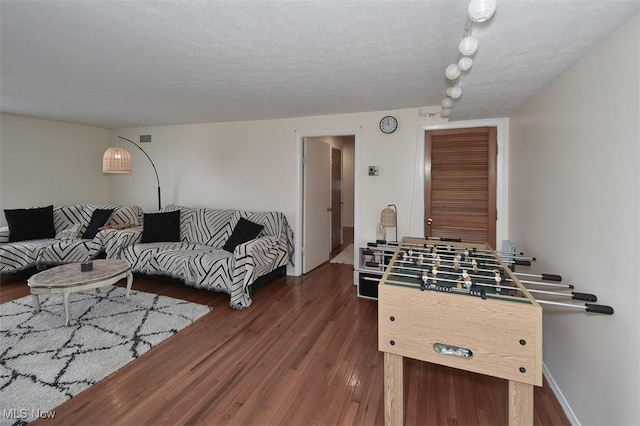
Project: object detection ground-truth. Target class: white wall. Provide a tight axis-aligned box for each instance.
[0,113,110,225]
[109,106,447,246]
[509,15,639,426]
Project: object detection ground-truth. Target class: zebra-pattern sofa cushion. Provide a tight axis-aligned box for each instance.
[0,204,143,273]
[110,205,293,309]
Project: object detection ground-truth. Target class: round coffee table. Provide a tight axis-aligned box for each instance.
[28,259,133,326]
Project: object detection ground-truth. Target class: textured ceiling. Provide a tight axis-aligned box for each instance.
[1,0,638,128]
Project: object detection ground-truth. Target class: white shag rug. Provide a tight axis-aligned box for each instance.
[0,286,211,426]
[330,243,354,265]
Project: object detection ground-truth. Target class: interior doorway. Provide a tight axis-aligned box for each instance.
[425,127,497,248]
[296,131,358,276]
[422,120,505,249]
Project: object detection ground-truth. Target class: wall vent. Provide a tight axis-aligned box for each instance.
[139,135,152,143]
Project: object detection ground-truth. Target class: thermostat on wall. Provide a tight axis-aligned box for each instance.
[368,166,379,176]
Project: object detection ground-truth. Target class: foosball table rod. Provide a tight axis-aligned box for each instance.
[510,279,573,289]
[535,299,614,315]
[424,275,598,302]
[446,279,612,313]
[397,249,517,270]
[514,272,563,282]
[526,288,597,302]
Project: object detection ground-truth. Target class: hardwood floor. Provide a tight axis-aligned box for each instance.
[1,261,569,426]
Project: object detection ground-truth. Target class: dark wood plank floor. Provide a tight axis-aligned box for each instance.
[1,259,569,426]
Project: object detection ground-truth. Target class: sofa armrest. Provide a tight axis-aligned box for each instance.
[0,226,9,243]
[227,236,278,309]
[234,235,277,261]
[94,226,144,259]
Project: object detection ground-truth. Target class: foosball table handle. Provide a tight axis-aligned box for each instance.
[585,304,614,315]
[572,292,597,302]
[514,259,532,266]
[541,273,562,281]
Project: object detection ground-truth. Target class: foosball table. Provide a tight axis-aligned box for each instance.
[378,237,542,426]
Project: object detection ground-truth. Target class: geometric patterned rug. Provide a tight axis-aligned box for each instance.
[0,287,212,426]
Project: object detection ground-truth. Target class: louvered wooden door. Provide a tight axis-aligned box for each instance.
[424,127,497,248]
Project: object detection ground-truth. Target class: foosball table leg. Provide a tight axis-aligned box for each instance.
[384,352,404,426]
[508,380,534,426]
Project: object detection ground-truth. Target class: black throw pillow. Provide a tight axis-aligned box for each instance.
[82,208,114,239]
[223,218,264,252]
[4,205,55,242]
[141,210,181,243]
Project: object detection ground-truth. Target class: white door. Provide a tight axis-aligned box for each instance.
[303,139,331,273]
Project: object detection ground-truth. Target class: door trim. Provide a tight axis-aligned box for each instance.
[421,119,506,248]
[294,127,361,276]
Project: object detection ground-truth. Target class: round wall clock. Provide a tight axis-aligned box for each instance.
[379,116,398,134]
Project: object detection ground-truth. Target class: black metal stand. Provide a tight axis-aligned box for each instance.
[118,136,162,211]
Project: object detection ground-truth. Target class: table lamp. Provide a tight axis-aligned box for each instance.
[380,204,398,243]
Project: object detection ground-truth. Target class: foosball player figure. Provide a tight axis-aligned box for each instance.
[417,253,424,266]
[431,266,438,285]
[493,269,502,293]
[435,255,441,268]
[471,258,478,273]
[402,251,408,261]
[453,257,460,271]
[455,251,462,263]
[464,275,473,291]
[461,268,469,281]
[421,270,429,291]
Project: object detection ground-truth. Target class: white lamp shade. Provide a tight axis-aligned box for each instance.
[440,108,452,118]
[441,97,453,109]
[448,86,463,99]
[459,36,479,56]
[445,64,461,80]
[468,0,497,23]
[103,147,132,173]
[458,56,473,71]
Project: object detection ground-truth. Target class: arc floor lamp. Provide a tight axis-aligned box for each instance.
[102,136,161,211]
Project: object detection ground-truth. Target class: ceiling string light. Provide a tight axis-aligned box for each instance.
[439,0,497,119]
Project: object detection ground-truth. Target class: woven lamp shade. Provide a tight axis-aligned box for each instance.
[380,207,397,227]
[103,147,132,173]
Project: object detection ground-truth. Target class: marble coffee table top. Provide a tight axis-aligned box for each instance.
[28,259,131,288]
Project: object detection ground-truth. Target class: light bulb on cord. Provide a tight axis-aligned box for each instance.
[459,36,479,56]
[445,64,461,80]
[468,0,497,23]
[448,86,462,99]
[458,56,473,71]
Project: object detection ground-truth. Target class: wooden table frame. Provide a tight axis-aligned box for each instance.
[378,237,542,426]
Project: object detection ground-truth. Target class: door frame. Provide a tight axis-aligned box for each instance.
[421,119,506,248]
[294,127,361,276]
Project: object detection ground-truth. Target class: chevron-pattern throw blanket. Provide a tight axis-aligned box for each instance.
[0,205,142,273]
[113,205,293,310]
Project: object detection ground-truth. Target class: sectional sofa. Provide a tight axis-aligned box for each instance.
[103,204,293,309]
[0,204,142,273]
[2,203,293,309]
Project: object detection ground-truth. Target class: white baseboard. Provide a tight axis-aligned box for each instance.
[543,362,580,426]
